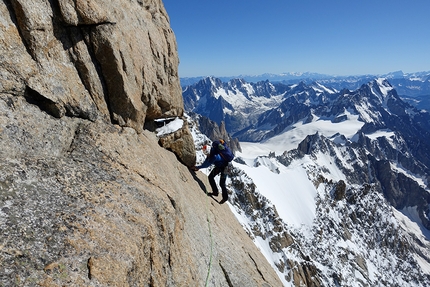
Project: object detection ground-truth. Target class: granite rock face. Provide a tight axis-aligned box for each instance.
[2,0,182,132]
[0,94,281,286]
[0,0,282,286]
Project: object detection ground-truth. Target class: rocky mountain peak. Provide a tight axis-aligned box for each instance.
[370,78,394,96]
[184,74,430,285]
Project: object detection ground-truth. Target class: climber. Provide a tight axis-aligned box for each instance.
[191,139,234,204]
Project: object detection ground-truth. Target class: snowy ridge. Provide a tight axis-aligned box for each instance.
[188,114,430,286]
[227,140,430,286]
[186,77,430,286]
[180,71,430,98]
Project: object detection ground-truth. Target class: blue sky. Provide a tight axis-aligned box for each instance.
[163,0,430,77]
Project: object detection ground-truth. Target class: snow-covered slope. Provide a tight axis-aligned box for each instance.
[187,78,430,286]
[228,137,430,286]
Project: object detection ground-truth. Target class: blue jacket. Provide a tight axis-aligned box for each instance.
[197,154,227,169]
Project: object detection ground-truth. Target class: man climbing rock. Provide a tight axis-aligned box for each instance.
[191,139,234,204]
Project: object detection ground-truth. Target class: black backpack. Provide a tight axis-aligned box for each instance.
[212,140,234,162]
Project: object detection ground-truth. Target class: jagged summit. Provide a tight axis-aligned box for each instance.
[185,75,430,285]
[183,76,430,143]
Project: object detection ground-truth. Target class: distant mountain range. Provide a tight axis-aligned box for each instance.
[183,75,430,141]
[180,70,430,97]
[186,75,430,285]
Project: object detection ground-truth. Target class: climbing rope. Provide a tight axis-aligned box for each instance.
[204,169,214,287]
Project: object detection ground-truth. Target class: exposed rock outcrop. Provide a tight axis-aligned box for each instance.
[0,94,281,286]
[2,0,182,133]
[0,0,282,286]
[158,117,196,166]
